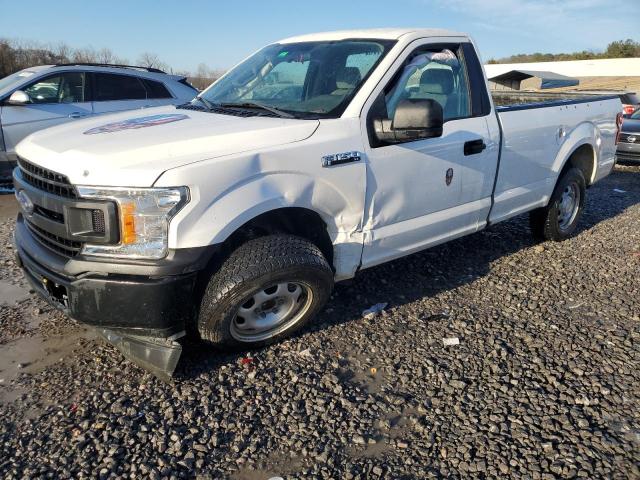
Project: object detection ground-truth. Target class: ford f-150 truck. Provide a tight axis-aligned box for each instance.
[11,29,621,378]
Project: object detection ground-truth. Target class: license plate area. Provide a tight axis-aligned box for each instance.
[42,276,69,307]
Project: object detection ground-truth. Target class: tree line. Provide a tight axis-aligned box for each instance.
[487,39,640,64]
[0,38,224,90]
[3,36,638,80]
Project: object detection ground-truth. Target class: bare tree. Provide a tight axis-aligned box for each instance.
[188,62,223,90]
[72,47,98,63]
[97,47,116,64]
[0,39,16,77]
[1,36,227,81]
[137,52,169,71]
[53,42,72,63]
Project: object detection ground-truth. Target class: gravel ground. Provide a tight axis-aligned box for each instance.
[0,165,639,479]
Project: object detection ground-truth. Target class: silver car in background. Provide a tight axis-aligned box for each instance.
[0,63,198,179]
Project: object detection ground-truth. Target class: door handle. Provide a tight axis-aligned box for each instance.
[464,139,486,156]
[68,112,89,119]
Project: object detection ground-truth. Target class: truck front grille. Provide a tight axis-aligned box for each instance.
[17,157,78,199]
[619,133,640,144]
[25,219,83,258]
[15,158,119,258]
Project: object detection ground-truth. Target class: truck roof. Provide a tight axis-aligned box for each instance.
[279,28,466,43]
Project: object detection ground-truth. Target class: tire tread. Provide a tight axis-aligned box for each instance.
[198,235,332,346]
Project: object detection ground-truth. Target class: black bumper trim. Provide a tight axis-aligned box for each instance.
[615,152,640,163]
[18,243,197,337]
[95,328,183,381]
[14,212,222,338]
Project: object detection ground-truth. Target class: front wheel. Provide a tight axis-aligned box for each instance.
[197,234,334,349]
[529,167,586,241]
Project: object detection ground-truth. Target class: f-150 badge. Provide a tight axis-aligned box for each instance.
[84,114,189,135]
[321,151,361,167]
[446,168,454,186]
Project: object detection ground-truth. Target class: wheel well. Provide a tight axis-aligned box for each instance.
[564,144,596,185]
[221,208,334,268]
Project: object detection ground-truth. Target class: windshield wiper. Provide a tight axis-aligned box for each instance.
[219,101,295,119]
[195,95,215,110]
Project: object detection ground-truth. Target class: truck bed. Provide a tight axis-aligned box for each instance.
[492,90,620,108]
[489,94,620,224]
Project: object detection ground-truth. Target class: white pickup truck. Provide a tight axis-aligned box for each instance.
[12,29,621,377]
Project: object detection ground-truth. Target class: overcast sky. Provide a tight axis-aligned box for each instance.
[0,0,637,72]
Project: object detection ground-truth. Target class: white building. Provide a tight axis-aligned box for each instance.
[485,58,640,78]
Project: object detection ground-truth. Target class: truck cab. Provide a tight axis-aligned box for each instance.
[11,29,620,377]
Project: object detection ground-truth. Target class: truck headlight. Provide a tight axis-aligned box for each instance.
[77,186,189,259]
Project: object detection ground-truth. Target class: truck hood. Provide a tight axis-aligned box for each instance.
[15,105,319,187]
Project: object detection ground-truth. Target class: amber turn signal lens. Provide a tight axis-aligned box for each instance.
[120,203,137,244]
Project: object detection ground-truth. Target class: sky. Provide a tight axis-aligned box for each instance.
[0,0,637,72]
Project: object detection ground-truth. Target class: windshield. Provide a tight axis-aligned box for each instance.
[621,93,640,105]
[0,69,38,96]
[199,39,395,118]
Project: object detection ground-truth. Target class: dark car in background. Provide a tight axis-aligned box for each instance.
[620,92,640,116]
[616,109,640,164]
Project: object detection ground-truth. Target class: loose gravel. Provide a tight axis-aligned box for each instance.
[0,166,639,479]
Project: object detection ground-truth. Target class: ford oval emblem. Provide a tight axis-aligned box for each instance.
[16,190,34,215]
[445,168,454,186]
[629,135,637,143]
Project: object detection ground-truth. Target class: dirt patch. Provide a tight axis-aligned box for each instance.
[0,281,30,306]
[0,327,93,400]
[232,451,305,480]
[0,194,18,221]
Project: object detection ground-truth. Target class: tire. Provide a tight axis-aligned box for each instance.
[197,234,334,349]
[529,167,586,242]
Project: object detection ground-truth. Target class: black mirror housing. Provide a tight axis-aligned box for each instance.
[374,99,443,144]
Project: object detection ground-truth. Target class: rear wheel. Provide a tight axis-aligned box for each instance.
[197,234,333,349]
[529,167,586,241]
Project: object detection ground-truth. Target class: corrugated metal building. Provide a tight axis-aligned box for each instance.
[489,70,579,91]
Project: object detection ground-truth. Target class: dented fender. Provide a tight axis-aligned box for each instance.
[156,118,368,279]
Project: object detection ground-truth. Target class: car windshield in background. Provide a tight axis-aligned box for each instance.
[621,93,640,105]
[199,39,395,118]
[0,70,37,96]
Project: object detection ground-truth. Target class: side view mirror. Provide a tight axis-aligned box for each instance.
[7,90,30,105]
[374,99,443,143]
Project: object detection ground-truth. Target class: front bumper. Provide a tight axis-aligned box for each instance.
[14,214,216,378]
[616,143,640,164]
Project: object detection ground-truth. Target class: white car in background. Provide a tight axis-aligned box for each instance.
[0,63,197,179]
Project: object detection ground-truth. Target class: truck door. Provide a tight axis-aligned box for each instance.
[360,39,498,269]
[1,72,92,154]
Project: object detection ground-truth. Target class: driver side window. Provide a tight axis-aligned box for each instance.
[23,73,86,104]
[384,46,471,121]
